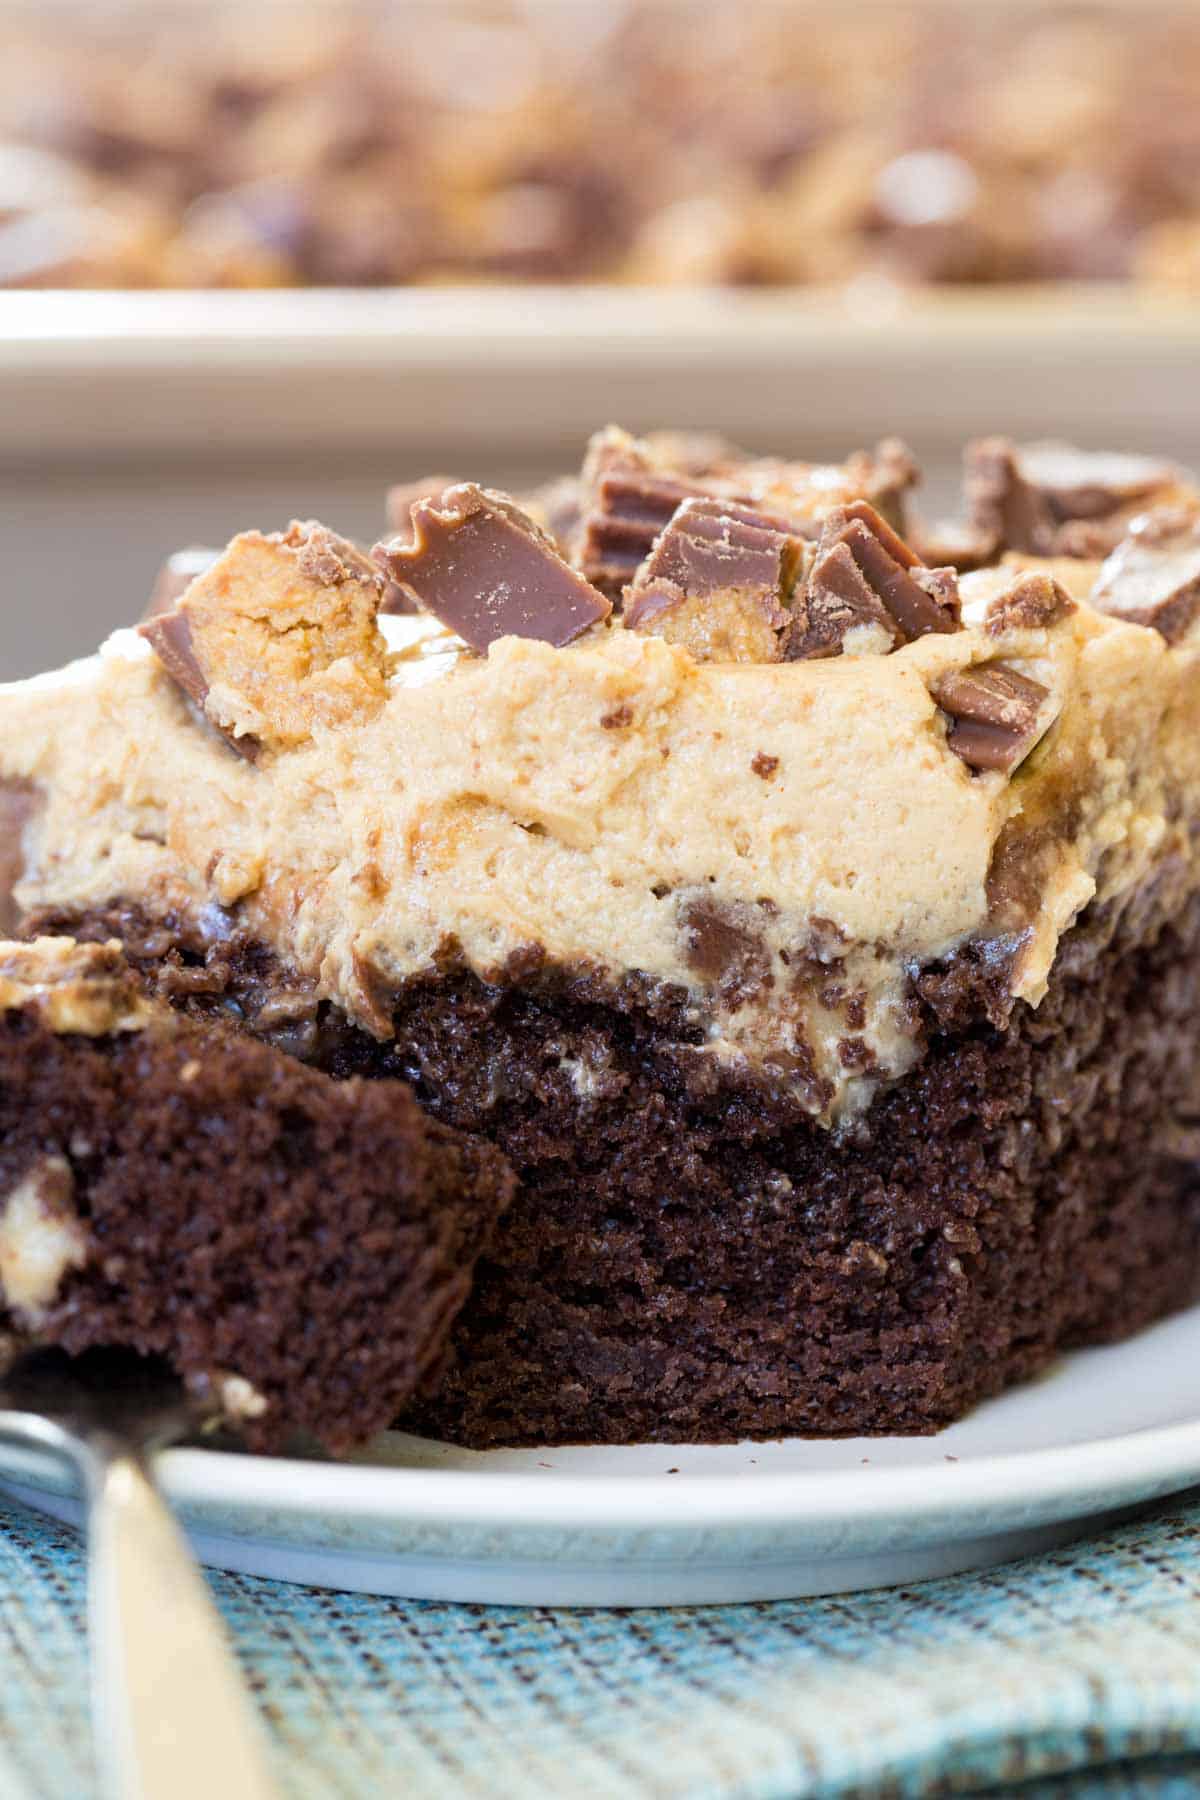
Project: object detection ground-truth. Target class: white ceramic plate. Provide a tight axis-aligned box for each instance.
[4,1307,1200,1605]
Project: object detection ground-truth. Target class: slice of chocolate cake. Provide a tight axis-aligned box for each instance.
[3,425,1199,1449]
[0,937,513,1452]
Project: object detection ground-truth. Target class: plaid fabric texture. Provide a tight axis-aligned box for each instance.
[3,1488,1200,1798]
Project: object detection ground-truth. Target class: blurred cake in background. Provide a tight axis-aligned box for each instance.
[1,0,1198,292]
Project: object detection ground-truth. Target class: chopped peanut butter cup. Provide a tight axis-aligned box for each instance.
[965,438,1194,559]
[384,475,460,539]
[983,571,1077,636]
[140,520,388,759]
[933,663,1052,773]
[576,431,715,596]
[624,498,804,662]
[1091,507,1200,644]
[790,501,960,659]
[574,427,918,601]
[376,483,611,651]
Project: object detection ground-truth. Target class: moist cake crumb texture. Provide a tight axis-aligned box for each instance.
[0,938,513,1451]
[2,423,1199,1449]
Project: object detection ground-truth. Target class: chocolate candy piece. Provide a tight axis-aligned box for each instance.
[384,475,460,538]
[965,438,1187,559]
[790,502,960,660]
[380,477,462,615]
[624,498,803,662]
[376,485,611,652]
[576,432,713,596]
[1091,507,1200,644]
[932,664,1052,774]
[140,520,388,760]
[575,428,918,600]
[141,605,260,757]
[909,516,1000,573]
[984,571,1077,637]
[142,546,221,622]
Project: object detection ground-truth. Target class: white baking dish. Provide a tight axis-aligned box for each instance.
[0,282,1197,680]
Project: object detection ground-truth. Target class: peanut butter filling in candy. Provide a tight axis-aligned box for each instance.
[140,520,388,759]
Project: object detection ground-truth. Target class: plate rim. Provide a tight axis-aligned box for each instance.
[144,1410,1200,1531]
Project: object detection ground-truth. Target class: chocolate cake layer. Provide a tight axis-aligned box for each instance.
[400,886,1200,1445]
[37,880,1200,1448]
[0,939,513,1451]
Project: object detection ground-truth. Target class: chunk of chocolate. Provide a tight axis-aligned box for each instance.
[576,430,714,596]
[965,438,1190,558]
[624,498,803,662]
[385,475,459,538]
[574,428,918,601]
[678,896,772,1009]
[984,571,1077,637]
[1091,507,1200,644]
[789,540,898,660]
[909,516,1000,573]
[142,546,220,622]
[932,664,1052,774]
[375,484,611,653]
[790,502,960,660]
[379,477,464,617]
[140,520,388,760]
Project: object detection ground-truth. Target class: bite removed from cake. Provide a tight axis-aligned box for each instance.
[3,425,1200,1449]
[0,937,513,1452]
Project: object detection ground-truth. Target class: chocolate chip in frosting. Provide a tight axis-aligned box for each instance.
[790,501,960,659]
[1091,507,1200,644]
[376,483,611,652]
[678,896,772,1008]
[965,437,1188,559]
[378,480,463,615]
[932,663,1052,774]
[624,498,804,662]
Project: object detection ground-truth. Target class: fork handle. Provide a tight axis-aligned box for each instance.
[86,1443,280,1800]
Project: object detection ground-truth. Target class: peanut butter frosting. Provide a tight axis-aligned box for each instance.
[3,434,1199,1127]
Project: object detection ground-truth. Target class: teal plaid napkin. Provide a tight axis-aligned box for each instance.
[3,1487,1200,1798]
